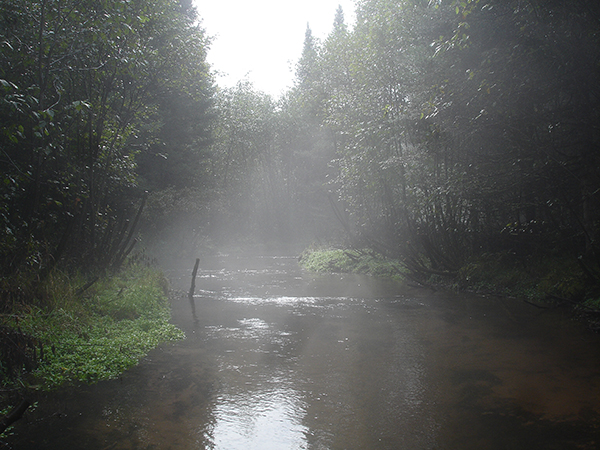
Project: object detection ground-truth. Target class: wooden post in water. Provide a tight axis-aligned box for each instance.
[188,258,200,322]
[189,258,200,298]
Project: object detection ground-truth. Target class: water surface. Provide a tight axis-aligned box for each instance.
[10,255,600,449]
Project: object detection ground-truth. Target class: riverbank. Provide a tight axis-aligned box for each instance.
[0,261,184,438]
[299,247,600,330]
[5,254,600,449]
[298,247,406,281]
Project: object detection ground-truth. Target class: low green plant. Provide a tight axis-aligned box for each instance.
[299,247,405,280]
[1,264,184,390]
[0,404,14,439]
[301,247,592,306]
[457,252,587,301]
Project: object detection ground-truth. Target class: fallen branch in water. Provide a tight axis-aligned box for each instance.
[523,299,553,309]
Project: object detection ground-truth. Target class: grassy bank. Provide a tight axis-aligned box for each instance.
[299,247,405,280]
[454,252,588,301]
[299,247,600,318]
[0,262,184,432]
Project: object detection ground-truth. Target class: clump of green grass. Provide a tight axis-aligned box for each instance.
[299,247,405,280]
[1,264,184,390]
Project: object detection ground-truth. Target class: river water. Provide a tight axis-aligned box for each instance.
[9,255,600,449]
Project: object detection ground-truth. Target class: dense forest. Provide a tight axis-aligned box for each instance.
[211,0,600,301]
[2,0,600,304]
[0,0,212,282]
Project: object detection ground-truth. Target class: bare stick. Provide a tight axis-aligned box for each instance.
[189,258,200,298]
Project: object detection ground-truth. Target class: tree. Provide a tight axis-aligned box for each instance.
[207,82,280,244]
[322,0,443,261]
[0,0,215,285]
[320,0,600,284]
[427,0,600,261]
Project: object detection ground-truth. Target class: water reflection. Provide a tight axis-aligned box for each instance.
[202,315,309,449]
[8,255,600,450]
[204,386,308,450]
[194,284,442,449]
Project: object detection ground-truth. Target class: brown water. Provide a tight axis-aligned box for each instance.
[9,255,600,449]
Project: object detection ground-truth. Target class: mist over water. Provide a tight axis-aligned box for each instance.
[11,254,600,449]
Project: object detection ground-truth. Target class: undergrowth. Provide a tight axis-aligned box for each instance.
[0,263,184,390]
[299,247,405,280]
[455,251,589,302]
[300,247,598,307]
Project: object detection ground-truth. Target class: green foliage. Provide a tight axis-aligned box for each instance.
[457,252,587,301]
[206,80,340,247]
[277,0,600,296]
[31,313,183,387]
[0,0,214,278]
[0,264,183,389]
[299,247,406,280]
[538,269,587,303]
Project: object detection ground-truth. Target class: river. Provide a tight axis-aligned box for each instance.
[9,254,600,449]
